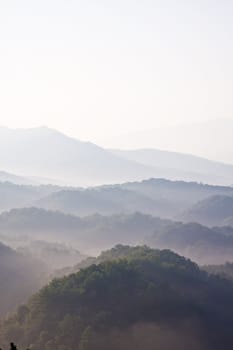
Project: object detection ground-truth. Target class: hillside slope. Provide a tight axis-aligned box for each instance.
[111,148,233,185]
[179,195,233,226]
[1,126,233,186]
[1,246,233,350]
[116,119,233,164]
[0,242,47,316]
[0,208,169,254]
[0,127,158,186]
[34,178,233,218]
[0,182,62,213]
[145,222,233,264]
[0,171,35,185]
[1,208,233,264]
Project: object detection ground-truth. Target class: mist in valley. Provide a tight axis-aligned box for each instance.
[1,128,233,349]
[1,1,233,349]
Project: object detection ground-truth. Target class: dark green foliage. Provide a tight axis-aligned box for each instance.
[1,246,233,350]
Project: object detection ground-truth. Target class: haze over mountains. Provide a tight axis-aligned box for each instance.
[1,1,233,348]
[1,126,233,349]
[0,182,61,213]
[0,131,233,350]
[0,242,47,316]
[180,195,233,226]
[0,171,35,185]
[113,119,233,164]
[1,126,233,186]
[0,127,152,186]
[1,206,233,265]
[1,172,233,265]
[111,148,233,185]
[34,179,233,219]
[1,178,233,218]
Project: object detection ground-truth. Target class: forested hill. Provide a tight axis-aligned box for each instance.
[204,262,233,280]
[1,246,233,350]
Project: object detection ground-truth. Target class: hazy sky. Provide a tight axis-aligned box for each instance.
[0,0,233,145]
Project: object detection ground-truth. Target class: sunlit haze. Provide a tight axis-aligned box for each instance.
[0,0,233,147]
[1,3,233,349]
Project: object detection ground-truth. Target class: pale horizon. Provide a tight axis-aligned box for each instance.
[1,3,233,348]
[0,0,233,148]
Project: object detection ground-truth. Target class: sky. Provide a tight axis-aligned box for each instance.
[0,0,233,146]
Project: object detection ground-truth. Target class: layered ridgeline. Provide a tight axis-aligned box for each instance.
[113,119,233,164]
[0,182,64,213]
[145,222,233,265]
[0,209,169,254]
[3,178,233,219]
[1,208,233,265]
[1,178,233,220]
[0,242,47,316]
[203,262,233,281]
[0,171,35,186]
[179,195,233,226]
[1,246,233,350]
[34,179,233,218]
[0,127,158,186]
[1,126,233,186]
[111,146,233,185]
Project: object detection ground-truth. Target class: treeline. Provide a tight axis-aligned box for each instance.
[1,246,233,350]
[204,262,233,280]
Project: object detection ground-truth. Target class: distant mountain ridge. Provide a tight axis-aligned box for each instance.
[0,208,169,254]
[112,119,233,164]
[34,178,233,218]
[0,126,233,185]
[2,207,233,264]
[110,148,233,185]
[0,181,63,212]
[145,221,233,264]
[179,195,233,226]
[0,171,35,185]
[0,127,155,186]
[1,178,233,219]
